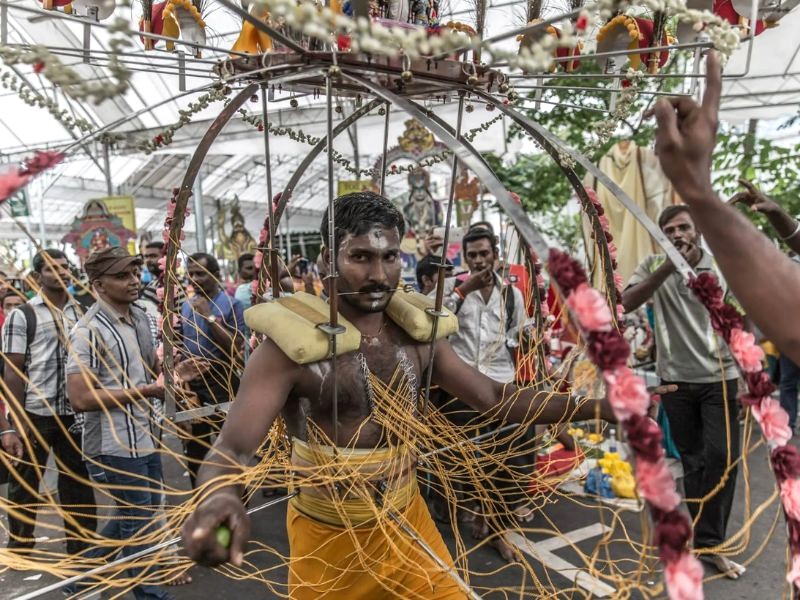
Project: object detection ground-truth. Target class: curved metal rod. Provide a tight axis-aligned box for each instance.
[469,89,695,280]
[162,83,260,418]
[271,99,383,228]
[216,0,307,54]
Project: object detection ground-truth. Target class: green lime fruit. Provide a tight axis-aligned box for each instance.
[216,524,232,548]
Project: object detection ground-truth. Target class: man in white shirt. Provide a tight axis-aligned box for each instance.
[436,227,531,562]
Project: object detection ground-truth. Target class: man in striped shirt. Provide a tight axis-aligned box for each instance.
[0,249,96,557]
[66,246,174,600]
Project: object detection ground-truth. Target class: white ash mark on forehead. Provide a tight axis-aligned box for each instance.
[368,227,388,250]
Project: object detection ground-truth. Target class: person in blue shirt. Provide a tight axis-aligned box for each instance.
[233,253,256,310]
[181,252,245,487]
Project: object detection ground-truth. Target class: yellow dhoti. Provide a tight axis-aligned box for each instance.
[287,440,467,599]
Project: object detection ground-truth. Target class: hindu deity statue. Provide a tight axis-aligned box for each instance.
[403,166,441,237]
[215,196,257,261]
[454,169,481,227]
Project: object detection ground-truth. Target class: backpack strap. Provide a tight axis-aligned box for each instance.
[504,283,516,335]
[20,302,36,371]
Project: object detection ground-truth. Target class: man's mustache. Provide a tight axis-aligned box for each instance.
[357,285,393,294]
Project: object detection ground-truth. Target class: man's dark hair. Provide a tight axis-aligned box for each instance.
[320,192,406,253]
[237,253,255,271]
[658,205,693,230]
[415,255,452,288]
[189,252,220,276]
[32,249,67,274]
[462,228,498,255]
[469,221,495,235]
[145,241,165,251]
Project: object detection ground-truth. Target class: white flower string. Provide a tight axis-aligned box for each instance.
[235,105,504,177]
[584,68,644,155]
[137,85,230,153]
[0,17,132,103]
[247,0,741,76]
[0,71,94,135]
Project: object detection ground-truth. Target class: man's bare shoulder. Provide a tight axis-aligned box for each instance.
[246,337,304,380]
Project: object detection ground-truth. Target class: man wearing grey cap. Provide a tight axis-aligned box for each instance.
[65,246,191,599]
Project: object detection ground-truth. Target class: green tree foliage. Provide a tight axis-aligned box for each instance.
[482,66,669,250]
[712,123,800,240]
[482,60,799,247]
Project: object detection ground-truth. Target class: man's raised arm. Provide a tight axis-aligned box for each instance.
[652,50,800,363]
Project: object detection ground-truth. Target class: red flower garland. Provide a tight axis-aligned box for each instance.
[548,248,703,600]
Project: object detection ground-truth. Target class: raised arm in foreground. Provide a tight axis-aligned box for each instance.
[652,51,800,363]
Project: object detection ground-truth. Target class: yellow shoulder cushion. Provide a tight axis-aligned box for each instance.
[386,289,459,341]
[244,293,361,364]
[244,289,459,365]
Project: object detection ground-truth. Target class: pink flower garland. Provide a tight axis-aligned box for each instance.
[549,248,703,600]
[0,150,65,203]
[582,187,625,319]
[688,272,800,593]
[156,187,188,324]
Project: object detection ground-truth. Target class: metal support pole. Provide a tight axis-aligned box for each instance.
[1,2,7,45]
[102,141,113,196]
[420,92,465,414]
[178,50,186,92]
[193,172,207,253]
[82,8,96,63]
[261,84,279,300]
[322,73,343,445]
[606,59,621,114]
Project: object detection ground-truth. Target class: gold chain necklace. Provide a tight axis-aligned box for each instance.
[361,318,387,342]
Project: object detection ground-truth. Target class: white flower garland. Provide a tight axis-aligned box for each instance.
[584,68,644,155]
[235,103,504,177]
[249,0,741,77]
[137,86,230,153]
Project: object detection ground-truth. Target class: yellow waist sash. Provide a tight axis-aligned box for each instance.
[289,439,418,528]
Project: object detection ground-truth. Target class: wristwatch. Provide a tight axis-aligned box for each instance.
[205,314,217,324]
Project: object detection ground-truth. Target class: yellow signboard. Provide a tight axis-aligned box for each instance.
[100,196,137,254]
[337,179,376,196]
